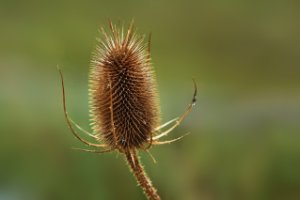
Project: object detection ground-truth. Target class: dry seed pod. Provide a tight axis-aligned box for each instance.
[59,20,197,200]
[90,21,159,152]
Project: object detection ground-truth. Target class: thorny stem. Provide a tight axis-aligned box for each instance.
[125,149,161,200]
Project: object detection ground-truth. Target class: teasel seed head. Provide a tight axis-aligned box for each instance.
[89,21,160,152]
[59,20,196,200]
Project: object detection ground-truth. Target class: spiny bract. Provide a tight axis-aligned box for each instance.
[89,22,160,152]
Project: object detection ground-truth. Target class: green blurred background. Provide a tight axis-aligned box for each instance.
[0,0,299,200]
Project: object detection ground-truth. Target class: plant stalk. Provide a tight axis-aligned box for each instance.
[125,149,161,200]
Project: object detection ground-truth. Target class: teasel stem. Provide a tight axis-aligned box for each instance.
[125,149,161,200]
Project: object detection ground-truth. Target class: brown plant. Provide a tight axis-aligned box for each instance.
[58,20,197,200]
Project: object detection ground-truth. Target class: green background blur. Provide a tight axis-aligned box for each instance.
[0,0,299,200]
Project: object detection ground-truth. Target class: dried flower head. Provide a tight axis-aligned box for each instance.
[89,21,159,152]
[58,20,197,200]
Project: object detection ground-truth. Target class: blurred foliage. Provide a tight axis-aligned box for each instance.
[0,0,299,200]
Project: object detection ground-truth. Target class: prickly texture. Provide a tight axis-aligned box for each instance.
[89,23,160,151]
[125,150,161,200]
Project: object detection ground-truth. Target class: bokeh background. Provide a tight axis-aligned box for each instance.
[0,0,299,200]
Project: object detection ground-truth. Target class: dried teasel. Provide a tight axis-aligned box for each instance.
[58,20,197,200]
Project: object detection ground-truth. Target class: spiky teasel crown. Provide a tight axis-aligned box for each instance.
[89,21,160,152]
